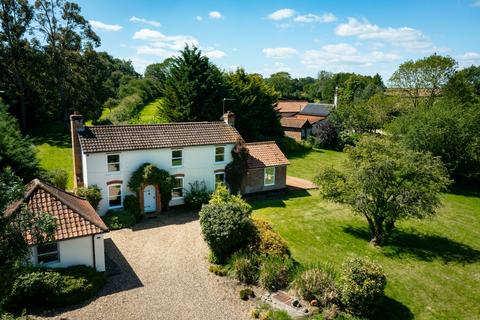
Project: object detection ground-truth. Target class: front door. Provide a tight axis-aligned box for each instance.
[143,185,156,213]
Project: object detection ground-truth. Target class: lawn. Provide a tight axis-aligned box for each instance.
[251,149,480,320]
[29,122,73,190]
[137,98,168,123]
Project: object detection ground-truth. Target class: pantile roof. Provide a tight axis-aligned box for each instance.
[78,122,242,154]
[245,141,289,169]
[280,117,311,129]
[294,115,327,124]
[5,179,108,245]
[275,100,309,113]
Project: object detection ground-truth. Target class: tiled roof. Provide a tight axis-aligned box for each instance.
[299,103,334,117]
[275,100,309,113]
[78,122,242,154]
[280,117,311,129]
[294,115,327,124]
[245,141,289,169]
[5,179,108,245]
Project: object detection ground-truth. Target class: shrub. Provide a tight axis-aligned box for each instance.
[74,185,102,209]
[184,181,211,209]
[258,256,294,291]
[250,304,293,320]
[230,252,259,285]
[124,195,142,222]
[278,136,312,155]
[199,201,256,263]
[43,169,69,190]
[5,265,105,311]
[252,218,290,257]
[339,257,386,317]
[208,265,228,277]
[291,266,337,304]
[239,288,255,300]
[209,183,251,212]
[102,209,136,230]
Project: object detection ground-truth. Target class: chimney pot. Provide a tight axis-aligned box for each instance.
[223,111,235,127]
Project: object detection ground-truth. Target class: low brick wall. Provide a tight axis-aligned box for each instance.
[242,165,287,194]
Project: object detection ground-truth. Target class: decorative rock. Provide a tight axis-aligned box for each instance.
[291,299,301,308]
[310,299,318,307]
[303,308,309,313]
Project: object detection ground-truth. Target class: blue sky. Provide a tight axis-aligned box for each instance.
[78,0,480,82]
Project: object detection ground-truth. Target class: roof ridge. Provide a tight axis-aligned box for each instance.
[86,121,227,129]
[245,141,277,145]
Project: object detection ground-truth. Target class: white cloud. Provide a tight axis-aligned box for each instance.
[458,52,480,66]
[294,13,337,23]
[133,29,199,57]
[335,17,441,53]
[301,43,400,71]
[267,9,296,21]
[209,11,223,19]
[196,16,203,21]
[205,49,226,59]
[129,16,161,27]
[263,47,298,59]
[89,20,122,32]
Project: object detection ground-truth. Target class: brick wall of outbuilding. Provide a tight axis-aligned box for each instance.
[284,129,302,141]
[242,165,287,194]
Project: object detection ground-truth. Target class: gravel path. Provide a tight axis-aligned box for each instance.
[40,210,254,320]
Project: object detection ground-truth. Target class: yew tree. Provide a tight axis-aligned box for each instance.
[316,136,450,245]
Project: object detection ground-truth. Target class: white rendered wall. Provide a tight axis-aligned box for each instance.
[84,144,235,215]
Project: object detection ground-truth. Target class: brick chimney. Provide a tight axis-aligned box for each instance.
[70,112,84,188]
[223,111,235,127]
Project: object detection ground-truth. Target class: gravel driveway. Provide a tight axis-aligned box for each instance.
[42,209,254,320]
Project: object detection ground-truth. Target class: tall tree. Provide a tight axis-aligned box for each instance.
[444,65,480,105]
[316,136,450,245]
[161,46,226,122]
[225,68,283,141]
[389,54,457,108]
[33,0,100,125]
[0,0,33,130]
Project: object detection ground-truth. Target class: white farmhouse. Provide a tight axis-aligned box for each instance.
[71,111,289,215]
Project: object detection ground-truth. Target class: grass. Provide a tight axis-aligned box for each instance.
[251,148,480,320]
[137,98,168,123]
[29,122,73,190]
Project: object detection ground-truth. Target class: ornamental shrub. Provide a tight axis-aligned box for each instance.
[124,195,142,222]
[209,183,251,212]
[252,218,290,257]
[339,257,386,317]
[43,169,69,190]
[208,265,228,277]
[5,265,105,311]
[292,266,337,305]
[199,201,255,263]
[258,256,294,291]
[184,181,211,209]
[239,288,255,300]
[102,209,136,230]
[229,252,259,284]
[74,185,102,209]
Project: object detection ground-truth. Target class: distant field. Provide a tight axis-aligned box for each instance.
[251,148,480,320]
[137,98,168,123]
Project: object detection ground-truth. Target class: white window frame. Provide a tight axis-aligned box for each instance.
[106,154,120,173]
[171,149,183,167]
[36,242,60,264]
[264,167,276,186]
[172,176,184,199]
[108,183,123,209]
[215,172,225,188]
[215,146,225,163]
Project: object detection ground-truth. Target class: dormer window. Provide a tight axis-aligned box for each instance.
[107,154,120,172]
[215,146,225,163]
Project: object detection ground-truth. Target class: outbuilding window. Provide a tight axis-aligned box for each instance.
[172,176,184,198]
[172,150,183,167]
[264,167,276,186]
[215,146,225,163]
[37,242,59,264]
[107,154,120,172]
[108,184,122,208]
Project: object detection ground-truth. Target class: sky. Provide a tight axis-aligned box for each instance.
[77,0,480,82]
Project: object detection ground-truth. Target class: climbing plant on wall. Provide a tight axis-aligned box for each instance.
[128,163,174,208]
[225,139,250,194]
